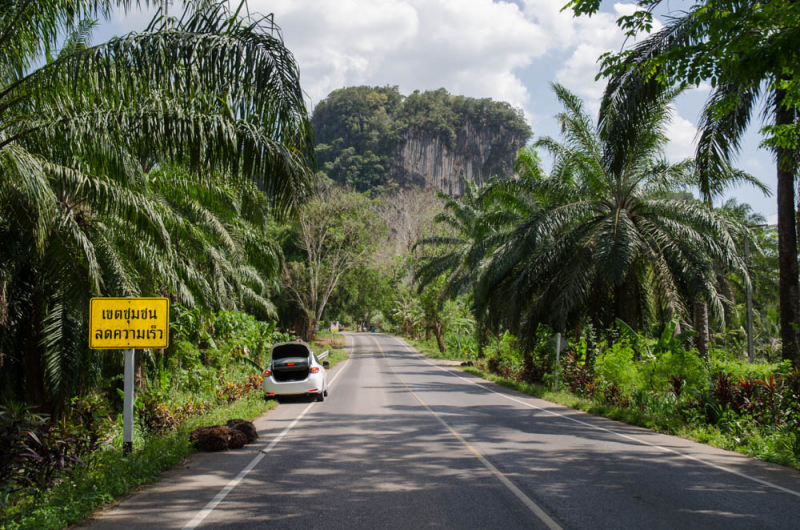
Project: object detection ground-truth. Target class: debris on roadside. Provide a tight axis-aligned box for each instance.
[190,420,258,452]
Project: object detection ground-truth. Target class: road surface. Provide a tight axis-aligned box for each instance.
[82,333,800,529]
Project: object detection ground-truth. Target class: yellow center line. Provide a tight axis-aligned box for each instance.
[369,335,563,530]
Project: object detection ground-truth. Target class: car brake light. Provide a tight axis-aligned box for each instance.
[263,370,271,376]
[268,392,275,395]
[308,389,318,393]
[310,367,319,373]
[287,362,295,366]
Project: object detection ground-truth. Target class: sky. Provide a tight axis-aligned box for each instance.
[97,0,778,222]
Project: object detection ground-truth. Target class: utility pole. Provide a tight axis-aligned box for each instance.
[743,223,774,364]
[745,238,754,363]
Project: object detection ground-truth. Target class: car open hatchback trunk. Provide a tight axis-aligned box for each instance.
[271,343,311,382]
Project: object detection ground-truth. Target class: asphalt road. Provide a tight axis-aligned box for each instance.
[82,333,800,529]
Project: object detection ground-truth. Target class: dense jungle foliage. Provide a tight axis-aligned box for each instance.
[312,86,532,193]
[0,1,314,524]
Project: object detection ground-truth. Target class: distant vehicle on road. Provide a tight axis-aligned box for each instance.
[263,341,330,402]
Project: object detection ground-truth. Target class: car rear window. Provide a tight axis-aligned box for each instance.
[271,343,311,360]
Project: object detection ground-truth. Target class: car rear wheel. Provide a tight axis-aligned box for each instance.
[323,389,328,397]
[316,391,325,402]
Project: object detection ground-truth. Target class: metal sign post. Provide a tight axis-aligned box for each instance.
[123,348,135,456]
[89,297,169,457]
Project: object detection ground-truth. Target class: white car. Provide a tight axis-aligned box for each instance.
[263,341,330,401]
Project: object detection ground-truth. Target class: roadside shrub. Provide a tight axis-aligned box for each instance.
[710,356,791,381]
[0,403,48,494]
[1,397,113,497]
[594,340,639,394]
[136,394,182,436]
[65,395,113,465]
[562,352,594,396]
[602,383,629,407]
[651,348,706,396]
[484,331,524,378]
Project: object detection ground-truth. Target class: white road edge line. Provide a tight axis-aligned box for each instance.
[369,335,563,530]
[392,337,800,499]
[182,337,354,530]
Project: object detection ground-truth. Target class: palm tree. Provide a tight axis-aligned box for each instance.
[0,1,314,412]
[479,84,748,350]
[414,177,517,355]
[146,168,282,316]
[415,179,497,297]
[597,7,797,365]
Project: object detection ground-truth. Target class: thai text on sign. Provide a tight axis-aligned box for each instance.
[89,297,169,349]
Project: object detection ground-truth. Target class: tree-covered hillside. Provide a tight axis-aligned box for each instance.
[312,86,532,194]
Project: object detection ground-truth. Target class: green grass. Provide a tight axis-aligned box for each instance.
[406,337,472,361]
[460,367,684,432]
[312,330,346,350]
[311,333,349,368]
[410,347,800,471]
[2,394,276,530]
[323,347,349,367]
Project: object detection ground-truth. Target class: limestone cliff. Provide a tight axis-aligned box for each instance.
[312,86,532,196]
[392,122,527,196]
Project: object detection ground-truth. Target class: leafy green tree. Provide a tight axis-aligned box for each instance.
[566,0,800,364]
[393,295,424,337]
[281,187,384,339]
[145,168,282,315]
[480,84,748,349]
[325,264,397,330]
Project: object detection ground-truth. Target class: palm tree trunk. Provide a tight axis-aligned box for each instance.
[775,87,800,367]
[693,301,709,360]
[23,276,48,413]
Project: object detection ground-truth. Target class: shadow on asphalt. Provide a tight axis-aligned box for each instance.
[83,334,800,530]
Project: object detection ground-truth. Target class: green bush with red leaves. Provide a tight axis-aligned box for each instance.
[0,395,112,498]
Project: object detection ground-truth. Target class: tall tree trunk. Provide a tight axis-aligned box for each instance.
[303,318,315,342]
[476,318,487,359]
[23,278,49,413]
[693,301,709,360]
[433,321,446,353]
[775,87,800,367]
[616,275,640,330]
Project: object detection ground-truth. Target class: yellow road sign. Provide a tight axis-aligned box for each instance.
[89,297,169,349]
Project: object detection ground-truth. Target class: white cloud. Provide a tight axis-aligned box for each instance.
[104,1,653,130]
[551,3,664,116]
[555,42,610,116]
[665,106,698,161]
[695,81,713,93]
[251,0,548,112]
